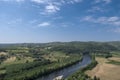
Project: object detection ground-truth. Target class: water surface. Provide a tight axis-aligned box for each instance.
[37,54,91,80]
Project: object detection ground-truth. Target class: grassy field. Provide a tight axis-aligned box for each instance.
[0,56,34,75]
[0,52,8,56]
[2,56,34,65]
[85,57,120,80]
[42,51,69,62]
[111,51,120,57]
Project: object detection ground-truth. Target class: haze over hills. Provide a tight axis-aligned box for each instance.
[0,41,120,50]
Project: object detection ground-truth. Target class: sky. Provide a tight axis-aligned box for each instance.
[0,0,120,43]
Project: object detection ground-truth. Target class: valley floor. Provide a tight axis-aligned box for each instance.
[86,57,120,80]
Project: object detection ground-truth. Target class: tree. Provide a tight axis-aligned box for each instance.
[93,76,97,80]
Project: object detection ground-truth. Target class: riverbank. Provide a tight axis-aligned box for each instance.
[3,54,82,80]
[37,54,91,80]
[66,55,98,80]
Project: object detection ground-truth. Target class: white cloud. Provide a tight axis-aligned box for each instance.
[113,21,120,26]
[31,0,83,14]
[16,0,24,2]
[1,0,83,4]
[74,0,83,3]
[1,0,24,2]
[29,20,38,24]
[31,0,83,4]
[94,0,101,3]
[31,0,60,14]
[1,0,83,15]
[7,18,22,25]
[103,0,111,3]
[94,0,111,4]
[38,22,50,27]
[82,16,120,26]
[82,16,120,33]
[1,0,82,15]
[88,6,105,12]
[82,16,93,21]
[66,0,83,4]
[45,4,60,13]
[89,0,111,13]
[60,23,74,27]
[31,0,46,4]
[110,27,120,33]
[107,17,119,22]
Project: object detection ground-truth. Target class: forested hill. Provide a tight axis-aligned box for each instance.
[0,41,120,52]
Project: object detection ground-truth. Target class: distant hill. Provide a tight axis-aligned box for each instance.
[0,41,120,51]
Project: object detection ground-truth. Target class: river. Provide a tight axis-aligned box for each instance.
[36,54,91,80]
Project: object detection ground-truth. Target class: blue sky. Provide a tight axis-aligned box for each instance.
[0,0,120,43]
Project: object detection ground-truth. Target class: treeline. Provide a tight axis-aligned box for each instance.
[49,43,114,59]
[91,50,113,58]
[2,55,82,80]
[0,41,119,52]
[51,45,81,54]
[0,60,50,80]
[50,42,118,55]
[107,60,120,65]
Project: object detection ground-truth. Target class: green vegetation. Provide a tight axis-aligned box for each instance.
[66,55,98,80]
[111,51,120,57]
[94,51,112,58]
[0,45,82,80]
[0,41,120,80]
[107,60,120,65]
[3,54,82,80]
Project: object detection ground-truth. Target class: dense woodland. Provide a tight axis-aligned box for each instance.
[0,41,120,80]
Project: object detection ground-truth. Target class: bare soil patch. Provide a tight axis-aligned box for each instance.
[86,57,120,80]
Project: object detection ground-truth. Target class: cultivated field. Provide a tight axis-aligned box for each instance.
[86,57,120,80]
